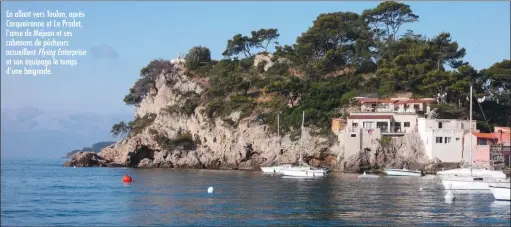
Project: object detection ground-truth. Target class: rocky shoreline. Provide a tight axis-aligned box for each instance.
[63,150,461,174]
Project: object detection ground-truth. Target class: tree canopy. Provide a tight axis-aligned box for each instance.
[122,1,511,136]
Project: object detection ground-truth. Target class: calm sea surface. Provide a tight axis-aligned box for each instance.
[1,158,510,226]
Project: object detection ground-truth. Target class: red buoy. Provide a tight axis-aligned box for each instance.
[122,174,133,183]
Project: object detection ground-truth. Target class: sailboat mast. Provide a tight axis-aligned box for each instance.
[469,84,473,175]
[300,111,304,163]
[277,114,280,165]
[277,114,280,138]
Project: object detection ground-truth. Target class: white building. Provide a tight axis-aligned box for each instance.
[348,113,419,135]
[417,118,475,162]
[339,128,382,158]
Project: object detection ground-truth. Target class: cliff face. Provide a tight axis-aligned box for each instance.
[83,60,434,172]
[98,62,334,170]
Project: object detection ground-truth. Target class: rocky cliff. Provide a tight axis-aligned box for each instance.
[65,58,439,172]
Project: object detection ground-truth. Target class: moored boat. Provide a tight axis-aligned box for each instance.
[281,168,328,177]
[261,164,292,173]
[280,111,329,178]
[385,168,422,177]
[441,85,510,192]
[441,176,510,191]
[437,168,507,179]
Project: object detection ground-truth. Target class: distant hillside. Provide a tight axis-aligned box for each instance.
[1,107,132,158]
[64,141,116,158]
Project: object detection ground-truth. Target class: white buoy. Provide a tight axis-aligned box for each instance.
[207,187,214,193]
[444,190,455,202]
[73,166,76,168]
[419,187,423,191]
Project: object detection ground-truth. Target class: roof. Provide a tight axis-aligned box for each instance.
[495,127,511,133]
[357,98,435,104]
[395,99,435,104]
[472,132,498,140]
[360,99,397,104]
[349,115,393,120]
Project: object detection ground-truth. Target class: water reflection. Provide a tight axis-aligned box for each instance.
[118,169,511,226]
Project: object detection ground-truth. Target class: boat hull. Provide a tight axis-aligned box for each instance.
[442,179,490,190]
[261,165,289,173]
[490,186,511,201]
[385,169,422,177]
[281,169,327,177]
[437,168,507,179]
[442,177,510,191]
[261,165,309,174]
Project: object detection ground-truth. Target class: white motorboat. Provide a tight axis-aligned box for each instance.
[281,168,327,177]
[385,168,422,177]
[261,164,292,173]
[437,168,507,179]
[489,183,511,201]
[261,164,313,173]
[281,111,328,178]
[358,171,379,178]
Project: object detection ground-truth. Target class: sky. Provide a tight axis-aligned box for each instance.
[1,1,510,115]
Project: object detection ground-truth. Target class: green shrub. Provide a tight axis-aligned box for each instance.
[153,131,196,151]
[129,113,157,136]
[185,46,211,70]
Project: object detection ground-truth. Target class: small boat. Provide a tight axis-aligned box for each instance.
[261,114,291,174]
[261,164,292,173]
[358,171,379,178]
[261,164,311,174]
[385,168,422,177]
[489,183,511,201]
[281,168,328,177]
[281,111,328,178]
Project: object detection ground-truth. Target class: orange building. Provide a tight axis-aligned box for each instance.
[331,118,346,133]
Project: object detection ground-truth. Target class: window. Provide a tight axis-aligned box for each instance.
[414,104,420,110]
[445,137,452,143]
[351,134,356,137]
[404,122,410,127]
[461,123,464,129]
[352,122,358,128]
[363,121,375,129]
[456,138,460,141]
[436,137,443,143]
[376,122,389,132]
[438,122,443,128]
[478,139,488,145]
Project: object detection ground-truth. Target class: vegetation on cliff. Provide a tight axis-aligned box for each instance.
[115,1,510,140]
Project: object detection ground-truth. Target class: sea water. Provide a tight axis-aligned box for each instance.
[1,158,510,226]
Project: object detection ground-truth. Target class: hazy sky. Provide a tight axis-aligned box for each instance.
[1,1,510,115]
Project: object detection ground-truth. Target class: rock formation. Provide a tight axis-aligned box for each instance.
[64,57,436,172]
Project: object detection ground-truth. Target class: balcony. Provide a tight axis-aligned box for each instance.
[431,129,465,134]
[382,127,406,136]
[355,107,422,114]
